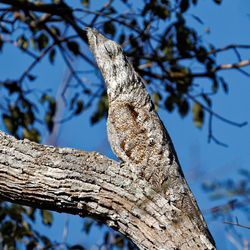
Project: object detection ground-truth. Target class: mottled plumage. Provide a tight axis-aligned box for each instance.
[87,28,179,189]
[87,28,215,249]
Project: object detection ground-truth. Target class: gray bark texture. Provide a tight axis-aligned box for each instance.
[0,29,216,250]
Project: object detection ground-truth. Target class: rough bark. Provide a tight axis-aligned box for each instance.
[0,131,215,249]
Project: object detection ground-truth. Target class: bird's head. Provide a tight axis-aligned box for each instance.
[87,28,131,92]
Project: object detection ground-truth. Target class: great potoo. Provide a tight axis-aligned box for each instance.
[87,28,215,249]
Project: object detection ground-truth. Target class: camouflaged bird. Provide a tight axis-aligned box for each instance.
[87,28,180,189]
[87,28,215,250]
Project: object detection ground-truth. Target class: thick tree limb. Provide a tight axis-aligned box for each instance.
[0,130,215,249]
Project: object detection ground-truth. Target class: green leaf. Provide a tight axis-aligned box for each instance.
[91,93,108,124]
[41,210,53,226]
[67,41,80,56]
[81,0,89,6]
[3,114,16,134]
[154,5,170,19]
[23,111,35,126]
[40,95,56,115]
[41,235,52,248]
[192,102,204,128]
[40,94,51,104]
[27,207,36,221]
[17,35,28,50]
[50,26,61,36]
[152,92,162,111]
[22,128,41,142]
[103,22,116,36]
[113,234,125,249]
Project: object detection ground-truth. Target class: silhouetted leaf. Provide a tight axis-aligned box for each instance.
[104,231,110,244]
[27,74,37,81]
[45,113,54,132]
[3,81,20,94]
[214,0,222,4]
[180,0,190,13]
[74,100,84,115]
[69,245,85,250]
[91,92,108,124]
[178,99,189,117]
[118,33,126,44]
[83,220,94,234]
[27,240,38,250]
[37,33,49,50]
[67,41,80,56]
[164,95,176,112]
[2,221,14,235]
[196,46,207,63]
[0,35,3,51]
[103,22,116,36]
[49,48,56,64]
[212,78,218,93]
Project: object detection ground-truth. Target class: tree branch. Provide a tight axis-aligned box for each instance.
[224,221,250,230]
[0,130,215,249]
[0,0,88,42]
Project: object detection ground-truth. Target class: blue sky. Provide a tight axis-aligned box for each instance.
[0,1,250,249]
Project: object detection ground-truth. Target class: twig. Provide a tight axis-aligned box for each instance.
[208,113,228,147]
[187,93,248,127]
[209,44,250,55]
[214,60,250,72]
[224,221,250,230]
[19,43,55,83]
